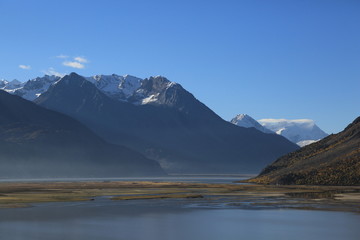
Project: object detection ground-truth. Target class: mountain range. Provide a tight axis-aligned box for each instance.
[231,114,328,147]
[1,73,299,174]
[0,90,164,178]
[248,117,360,185]
[1,76,60,101]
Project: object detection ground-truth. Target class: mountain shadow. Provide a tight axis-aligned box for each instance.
[35,73,299,174]
[0,90,165,178]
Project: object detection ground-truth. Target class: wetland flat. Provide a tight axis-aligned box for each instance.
[0,180,359,212]
[1,180,360,240]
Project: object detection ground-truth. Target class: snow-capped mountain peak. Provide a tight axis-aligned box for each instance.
[231,114,274,134]
[0,80,9,89]
[85,74,143,101]
[0,79,23,90]
[20,75,60,100]
[7,79,22,88]
[0,75,61,101]
[258,118,328,146]
[119,75,142,98]
[1,73,181,106]
[230,115,328,147]
[129,76,181,106]
[231,114,257,128]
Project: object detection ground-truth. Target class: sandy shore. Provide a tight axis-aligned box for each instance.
[0,181,359,212]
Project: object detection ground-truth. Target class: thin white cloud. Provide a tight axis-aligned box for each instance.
[63,61,85,69]
[74,56,88,63]
[43,67,65,77]
[56,54,69,59]
[19,65,31,70]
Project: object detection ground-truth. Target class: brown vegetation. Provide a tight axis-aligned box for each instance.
[249,117,360,185]
[0,181,359,212]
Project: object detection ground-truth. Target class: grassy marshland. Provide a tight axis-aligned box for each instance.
[0,181,359,212]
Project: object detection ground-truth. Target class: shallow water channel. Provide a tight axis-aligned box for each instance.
[0,176,359,240]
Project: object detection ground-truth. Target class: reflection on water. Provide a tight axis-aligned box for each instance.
[1,176,359,240]
[0,199,360,240]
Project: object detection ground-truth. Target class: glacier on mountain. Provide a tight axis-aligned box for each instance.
[231,114,328,147]
[258,118,328,146]
[85,74,142,101]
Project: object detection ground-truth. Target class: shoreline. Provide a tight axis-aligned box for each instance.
[0,181,359,213]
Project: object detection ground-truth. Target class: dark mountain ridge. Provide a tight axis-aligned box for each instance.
[248,117,360,185]
[0,90,165,178]
[35,73,299,174]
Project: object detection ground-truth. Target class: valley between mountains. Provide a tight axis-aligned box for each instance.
[0,73,358,185]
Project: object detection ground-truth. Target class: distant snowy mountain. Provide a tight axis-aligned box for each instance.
[1,74,179,106]
[0,75,60,100]
[230,114,328,147]
[231,114,273,134]
[0,79,22,89]
[251,117,360,185]
[85,74,142,101]
[85,74,180,106]
[33,73,298,174]
[258,119,328,146]
[2,75,329,149]
[1,72,299,173]
[0,79,23,90]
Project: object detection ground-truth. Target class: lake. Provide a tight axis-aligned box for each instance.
[0,176,359,240]
[1,196,360,240]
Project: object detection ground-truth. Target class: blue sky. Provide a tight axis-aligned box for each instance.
[1,0,359,134]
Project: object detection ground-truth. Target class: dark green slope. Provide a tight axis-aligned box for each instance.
[0,90,165,178]
[36,73,299,174]
[249,117,360,185]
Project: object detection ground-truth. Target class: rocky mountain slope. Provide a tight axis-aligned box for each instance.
[248,117,360,185]
[34,73,299,174]
[0,90,164,178]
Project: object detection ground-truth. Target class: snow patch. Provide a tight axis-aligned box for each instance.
[166,81,177,89]
[141,93,159,104]
[85,74,142,101]
[297,139,319,147]
[276,128,285,135]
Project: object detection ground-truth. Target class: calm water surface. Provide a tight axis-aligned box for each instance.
[1,176,359,240]
[1,198,359,240]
